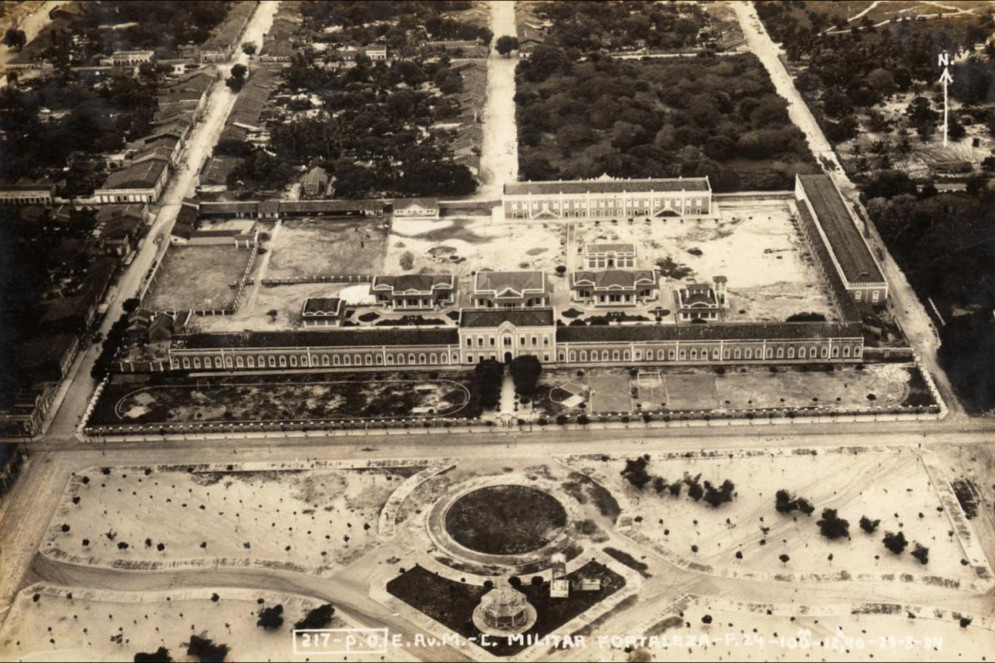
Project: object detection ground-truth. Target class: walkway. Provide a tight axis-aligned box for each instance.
[475,0,519,201]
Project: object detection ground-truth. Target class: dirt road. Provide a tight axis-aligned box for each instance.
[476,0,519,201]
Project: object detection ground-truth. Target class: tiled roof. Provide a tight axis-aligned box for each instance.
[99,159,168,191]
[200,201,260,215]
[394,197,438,210]
[572,270,656,290]
[174,328,459,350]
[505,176,710,196]
[474,271,547,296]
[557,321,862,344]
[798,175,884,284]
[585,242,635,255]
[373,274,454,293]
[277,199,381,214]
[302,297,342,316]
[460,308,555,328]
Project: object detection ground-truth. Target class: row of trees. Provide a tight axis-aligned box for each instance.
[622,456,737,508]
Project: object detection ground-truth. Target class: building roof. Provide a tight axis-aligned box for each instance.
[277,199,381,214]
[797,175,884,284]
[14,333,77,381]
[199,201,260,215]
[572,269,657,290]
[460,308,556,328]
[301,166,328,186]
[557,321,862,344]
[173,328,458,349]
[585,242,635,255]
[99,158,168,191]
[474,271,547,297]
[372,274,454,293]
[504,176,710,197]
[302,297,343,317]
[394,197,439,210]
[0,179,56,192]
[678,283,718,307]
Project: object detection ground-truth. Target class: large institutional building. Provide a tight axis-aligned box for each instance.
[151,175,881,375]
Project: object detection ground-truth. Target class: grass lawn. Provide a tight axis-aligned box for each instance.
[266,218,389,279]
[145,246,254,311]
[445,486,568,555]
[387,562,625,656]
[90,371,480,426]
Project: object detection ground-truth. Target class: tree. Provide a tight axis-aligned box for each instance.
[621,457,652,489]
[775,490,814,515]
[226,64,248,92]
[399,251,414,270]
[186,635,229,663]
[134,648,173,663]
[294,604,335,630]
[257,604,284,630]
[509,355,542,397]
[242,42,257,56]
[122,298,141,314]
[859,516,880,534]
[882,531,908,555]
[3,28,26,50]
[911,542,929,565]
[703,479,735,508]
[495,35,519,57]
[473,359,504,409]
[816,509,850,539]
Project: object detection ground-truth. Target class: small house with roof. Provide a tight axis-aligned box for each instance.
[393,197,440,219]
[458,308,557,364]
[372,274,455,310]
[676,276,727,322]
[473,271,550,309]
[300,166,330,199]
[571,269,659,306]
[301,297,344,327]
[584,242,636,268]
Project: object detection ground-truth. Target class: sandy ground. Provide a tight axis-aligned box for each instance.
[543,364,918,413]
[0,584,395,662]
[572,448,979,584]
[42,465,417,573]
[144,245,254,312]
[570,198,836,322]
[385,216,565,279]
[265,219,391,280]
[594,594,995,662]
[475,0,519,200]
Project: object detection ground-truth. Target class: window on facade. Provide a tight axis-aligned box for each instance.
[467,354,474,363]
[290,356,298,367]
[430,353,437,364]
[543,336,549,346]
[843,346,851,357]
[570,352,577,362]
[396,354,404,365]
[854,346,862,356]
[344,355,351,366]
[279,356,287,367]
[734,349,741,360]
[490,337,496,347]
[333,354,341,366]
[612,350,620,361]
[602,350,610,361]
[466,338,472,347]
[799,347,806,359]
[787,348,795,359]
[832,346,839,357]
[408,354,416,364]
[419,353,426,364]
[690,349,697,360]
[214,357,223,368]
[247,356,255,368]
[268,356,276,367]
[745,349,752,360]
[182,358,190,369]
[580,351,587,361]
[776,348,784,359]
[321,355,329,366]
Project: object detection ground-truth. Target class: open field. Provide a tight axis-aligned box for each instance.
[89,372,477,426]
[385,216,566,279]
[569,448,983,584]
[145,246,254,312]
[595,595,995,662]
[570,198,837,323]
[265,218,390,280]
[0,584,390,663]
[41,464,420,571]
[539,364,924,414]
[194,281,354,333]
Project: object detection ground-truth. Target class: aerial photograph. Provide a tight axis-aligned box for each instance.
[0,0,993,661]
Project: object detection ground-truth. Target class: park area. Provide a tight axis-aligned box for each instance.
[0,585,392,663]
[88,371,478,426]
[144,245,254,312]
[41,463,423,572]
[264,218,390,280]
[595,594,994,662]
[540,364,928,415]
[566,447,985,585]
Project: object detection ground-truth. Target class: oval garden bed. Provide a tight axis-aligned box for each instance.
[444,485,567,555]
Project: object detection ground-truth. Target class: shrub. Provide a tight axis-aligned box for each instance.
[817,509,850,539]
[911,543,929,565]
[399,251,414,270]
[859,516,880,534]
[186,635,229,663]
[257,605,284,630]
[134,647,173,662]
[295,604,335,630]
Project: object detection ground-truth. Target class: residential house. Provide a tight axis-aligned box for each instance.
[301,297,344,327]
[372,274,455,310]
[571,269,659,306]
[473,271,550,308]
[393,197,439,219]
[584,242,636,268]
[93,157,170,203]
[676,277,727,322]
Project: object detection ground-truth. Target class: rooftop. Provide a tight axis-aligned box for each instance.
[460,308,556,328]
[174,327,459,350]
[99,159,168,191]
[797,175,884,285]
[505,175,710,197]
[302,297,343,317]
[557,321,861,344]
[474,271,547,296]
[585,242,636,255]
[373,274,454,293]
[572,270,657,290]
[394,197,439,210]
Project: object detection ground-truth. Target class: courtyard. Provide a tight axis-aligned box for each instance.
[264,218,390,280]
[89,371,478,426]
[144,245,255,312]
[540,364,931,415]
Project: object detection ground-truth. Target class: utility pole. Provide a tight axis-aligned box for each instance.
[937,52,953,147]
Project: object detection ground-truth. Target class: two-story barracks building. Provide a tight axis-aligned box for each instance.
[502,175,712,221]
[167,311,864,372]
